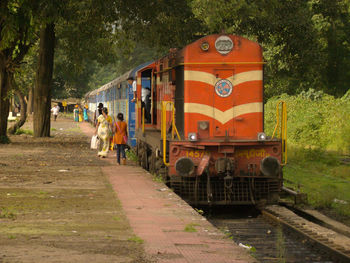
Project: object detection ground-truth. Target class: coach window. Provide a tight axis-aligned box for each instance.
[117,83,121,99]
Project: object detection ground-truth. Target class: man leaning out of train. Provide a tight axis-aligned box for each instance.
[127,77,137,103]
[113,113,128,165]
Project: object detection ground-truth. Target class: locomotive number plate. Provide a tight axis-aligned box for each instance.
[185,150,209,158]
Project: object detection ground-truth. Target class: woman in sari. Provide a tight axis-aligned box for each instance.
[74,105,79,122]
[83,105,89,122]
[94,107,113,158]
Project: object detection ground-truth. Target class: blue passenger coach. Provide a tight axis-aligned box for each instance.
[85,62,153,147]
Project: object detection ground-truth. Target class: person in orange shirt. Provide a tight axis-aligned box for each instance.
[113,113,128,165]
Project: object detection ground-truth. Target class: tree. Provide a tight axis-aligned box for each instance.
[190,0,350,98]
[0,0,36,142]
[32,0,121,137]
[309,0,350,96]
[116,0,204,50]
[33,22,55,137]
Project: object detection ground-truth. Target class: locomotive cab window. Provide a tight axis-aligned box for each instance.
[140,69,152,124]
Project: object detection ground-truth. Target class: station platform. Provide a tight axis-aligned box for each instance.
[80,122,256,263]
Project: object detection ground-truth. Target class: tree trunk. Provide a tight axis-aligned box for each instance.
[0,60,10,141]
[27,85,34,114]
[34,23,55,137]
[7,89,27,134]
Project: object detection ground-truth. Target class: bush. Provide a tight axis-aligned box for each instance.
[0,135,10,144]
[265,90,350,154]
[14,129,33,136]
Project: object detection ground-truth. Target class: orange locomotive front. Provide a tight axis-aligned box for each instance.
[135,34,283,205]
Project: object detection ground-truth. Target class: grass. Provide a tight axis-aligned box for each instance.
[152,173,163,183]
[184,223,199,232]
[126,148,137,162]
[0,207,17,220]
[112,216,121,221]
[283,145,350,221]
[14,128,33,136]
[128,235,144,244]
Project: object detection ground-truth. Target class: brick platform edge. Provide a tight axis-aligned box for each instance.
[80,122,256,263]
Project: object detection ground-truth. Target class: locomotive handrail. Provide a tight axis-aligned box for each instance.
[272,101,287,165]
[161,101,181,166]
[179,62,266,65]
[142,107,145,133]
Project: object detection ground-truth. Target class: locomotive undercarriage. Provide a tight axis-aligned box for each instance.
[170,175,281,206]
[136,138,282,206]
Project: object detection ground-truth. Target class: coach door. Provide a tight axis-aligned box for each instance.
[213,69,235,137]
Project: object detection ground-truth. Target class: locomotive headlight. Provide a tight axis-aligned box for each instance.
[201,42,210,51]
[188,132,197,141]
[258,132,267,141]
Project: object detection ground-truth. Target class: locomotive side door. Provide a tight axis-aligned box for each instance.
[213,69,235,138]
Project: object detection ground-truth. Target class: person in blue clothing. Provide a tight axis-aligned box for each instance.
[127,77,137,103]
[83,105,89,122]
[74,104,79,122]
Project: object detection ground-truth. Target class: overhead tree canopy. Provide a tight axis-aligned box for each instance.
[0,0,38,141]
[1,0,349,142]
[190,0,350,98]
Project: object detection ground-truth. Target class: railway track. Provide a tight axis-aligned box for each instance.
[262,205,350,262]
[205,205,350,263]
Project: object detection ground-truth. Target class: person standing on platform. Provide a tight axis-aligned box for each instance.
[93,103,103,126]
[78,106,83,122]
[83,105,89,122]
[74,105,79,122]
[113,113,128,165]
[51,104,60,121]
[94,107,113,158]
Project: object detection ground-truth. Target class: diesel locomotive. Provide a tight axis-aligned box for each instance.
[85,34,285,205]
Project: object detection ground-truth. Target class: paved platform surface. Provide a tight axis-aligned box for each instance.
[80,122,256,263]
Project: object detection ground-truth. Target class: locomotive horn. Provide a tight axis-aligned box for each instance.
[260,156,280,177]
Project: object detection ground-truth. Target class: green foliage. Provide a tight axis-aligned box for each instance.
[194,208,204,215]
[0,207,17,220]
[117,0,204,50]
[128,235,144,244]
[112,216,121,221]
[282,149,350,218]
[266,92,350,219]
[184,223,199,232]
[265,91,350,153]
[14,128,33,136]
[0,135,11,144]
[152,173,163,183]
[190,0,350,98]
[126,148,138,162]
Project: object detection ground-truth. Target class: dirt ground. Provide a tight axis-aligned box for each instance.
[0,116,153,263]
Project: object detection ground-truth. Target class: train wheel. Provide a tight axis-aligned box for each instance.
[136,141,143,166]
[141,144,148,170]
